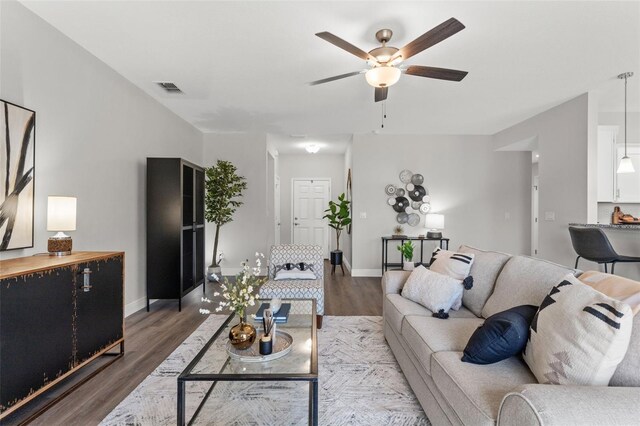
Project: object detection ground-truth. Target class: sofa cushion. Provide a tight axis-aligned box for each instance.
[462,305,537,365]
[481,255,578,318]
[431,351,537,426]
[403,316,484,375]
[385,294,477,334]
[577,271,640,386]
[401,266,466,318]
[523,274,633,386]
[458,245,511,316]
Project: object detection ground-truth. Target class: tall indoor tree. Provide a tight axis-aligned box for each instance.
[205,160,247,280]
[323,193,351,275]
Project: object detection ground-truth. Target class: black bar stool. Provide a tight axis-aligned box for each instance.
[568,226,640,274]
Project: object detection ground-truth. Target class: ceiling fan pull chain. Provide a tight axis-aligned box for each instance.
[381,103,385,128]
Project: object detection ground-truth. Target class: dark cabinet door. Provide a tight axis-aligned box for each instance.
[0,268,74,412]
[75,256,123,364]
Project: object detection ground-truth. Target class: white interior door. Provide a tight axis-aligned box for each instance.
[274,175,281,245]
[532,175,539,256]
[293,179,330,258]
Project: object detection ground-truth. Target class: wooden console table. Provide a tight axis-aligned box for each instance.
[381,236,450,274]
[0,252,125,422]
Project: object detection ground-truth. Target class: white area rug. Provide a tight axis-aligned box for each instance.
[101,316,430,425]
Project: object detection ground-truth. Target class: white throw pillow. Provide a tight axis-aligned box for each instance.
[401,266,464,319]
[429,248,475,310]
[523,274,633,386]
[274,269,316,280]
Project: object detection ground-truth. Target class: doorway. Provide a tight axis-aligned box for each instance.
[532,174,539,256]
[292,178,330,258]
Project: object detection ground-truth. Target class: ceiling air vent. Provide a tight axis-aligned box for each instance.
[155,81,182,93]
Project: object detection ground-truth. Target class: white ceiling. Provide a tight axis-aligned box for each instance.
[21,1,640,136]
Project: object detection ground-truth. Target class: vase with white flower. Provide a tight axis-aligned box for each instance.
[201,253,266,349]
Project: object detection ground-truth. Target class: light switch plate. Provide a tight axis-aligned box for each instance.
[359,212,367,219]
[544,211,556,221]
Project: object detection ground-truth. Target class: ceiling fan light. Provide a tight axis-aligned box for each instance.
[617,156,635,174]
[365,66,401,88]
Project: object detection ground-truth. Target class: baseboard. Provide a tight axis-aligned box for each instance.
[343,257,352,272]
[351,269,382,278]
[125,296,154,317]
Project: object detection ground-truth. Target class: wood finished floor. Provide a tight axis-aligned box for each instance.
[29,261,381,426]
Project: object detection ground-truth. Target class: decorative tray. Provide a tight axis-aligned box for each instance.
[225,330,293,363]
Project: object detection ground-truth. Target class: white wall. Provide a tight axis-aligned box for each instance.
[0,0,204,315]
[351,134,531,276]
[494,94,592,268]
[277,153,345,254]
[202,133,269,274]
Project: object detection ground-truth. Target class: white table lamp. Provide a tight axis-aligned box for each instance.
[47,196,77,256]
[425,214,444,239]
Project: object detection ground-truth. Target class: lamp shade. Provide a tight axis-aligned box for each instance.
[617,156,635,174]
[365,66,401,88]
[425,213,444,230]
[47,196,77,232]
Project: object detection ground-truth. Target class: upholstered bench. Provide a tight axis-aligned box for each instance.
[259,244,325,328]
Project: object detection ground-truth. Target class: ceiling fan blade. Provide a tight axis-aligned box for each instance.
[375,87,388,102]
[309,71,363,86]
[405,65,468,81]
[316,32,376,62]
[394,18,465,61]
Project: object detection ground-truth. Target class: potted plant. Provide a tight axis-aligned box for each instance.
[397,241,415,271]
[323,193,351,274]
[204,160,247,281]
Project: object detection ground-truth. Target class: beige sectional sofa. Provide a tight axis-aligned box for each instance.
[382,245,640,426]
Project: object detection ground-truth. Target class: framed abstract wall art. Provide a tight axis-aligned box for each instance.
[0,100,35,251]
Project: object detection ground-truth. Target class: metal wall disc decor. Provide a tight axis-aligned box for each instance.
[385,169,432,226]
[385,184,396,195]
[407,213,420,227]
[393,196,409,212]
[409,185,427,201]
[399,170,413,184]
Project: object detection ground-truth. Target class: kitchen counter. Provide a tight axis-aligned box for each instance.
[569,223,640,230]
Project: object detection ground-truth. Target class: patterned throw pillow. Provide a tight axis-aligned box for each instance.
[273,263,316,280]
[401,266,466,319]
[429,248,474,310]
[523,274,633,386]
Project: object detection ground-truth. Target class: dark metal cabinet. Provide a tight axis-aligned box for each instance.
[146,158,205,311]
[0,252,124,420]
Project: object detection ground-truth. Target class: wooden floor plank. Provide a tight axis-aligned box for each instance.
[25,261,381,426]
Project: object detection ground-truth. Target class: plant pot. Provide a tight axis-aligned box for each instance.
[330,250,343,266]
[207,264,222,282]
[403,260,415,271]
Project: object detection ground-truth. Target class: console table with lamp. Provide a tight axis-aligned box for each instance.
[381,213,449,273]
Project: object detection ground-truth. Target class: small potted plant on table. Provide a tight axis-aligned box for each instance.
[323,193,351,275]
[397,241,415,271]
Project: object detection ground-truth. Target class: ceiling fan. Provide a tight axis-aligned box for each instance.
[311,18,468,102]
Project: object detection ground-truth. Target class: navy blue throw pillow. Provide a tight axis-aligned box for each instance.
[461,305,538,365]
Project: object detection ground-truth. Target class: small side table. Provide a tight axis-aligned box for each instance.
[381,236,450,275]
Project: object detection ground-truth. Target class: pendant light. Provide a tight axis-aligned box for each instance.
[617,72,635,174]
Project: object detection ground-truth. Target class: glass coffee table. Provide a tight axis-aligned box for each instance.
[177,299,318,425]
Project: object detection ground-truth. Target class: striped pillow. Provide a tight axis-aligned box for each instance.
[429,247,475,281]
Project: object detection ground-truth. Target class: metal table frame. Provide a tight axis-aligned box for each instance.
[177,299,318,426]
[381,236,450,274]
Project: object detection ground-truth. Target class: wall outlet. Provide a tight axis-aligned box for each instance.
[504,211,511,220]
[359,212,367,219]
[544,211,556,221]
